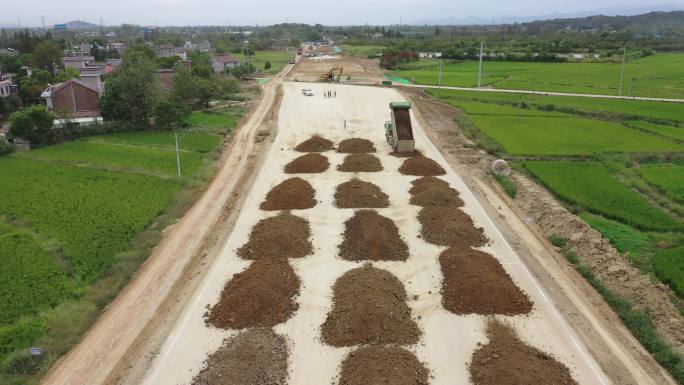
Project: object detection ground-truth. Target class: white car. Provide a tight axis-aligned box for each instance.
[302,89,314,96]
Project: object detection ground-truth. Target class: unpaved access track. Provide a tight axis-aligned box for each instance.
[130,82,664,385]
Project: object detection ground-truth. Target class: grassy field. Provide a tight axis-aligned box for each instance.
[234,50,293,74]
[396,53,684,98]
[341,44,383,57]
[625,121,684,141]
[0,107,241,382]
[524,161,681,231]
[187,109,242,131]
[640,165,684,202]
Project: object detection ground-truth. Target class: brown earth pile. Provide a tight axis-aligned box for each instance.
[337,138,376,153]
[284,153,329,173]
[205,259,300,329]
[440,247,533,315]
[337,153,383,172]
[409,176,464,208]
[294,135,333,152]
[399,155,446,176]
[191,328,289,385]
[418,206,487,248]
[338,345,429,385]
[339,210,408,261]
[334,179,389,208]
[321,264,420,346]
[470,321,578,385]
[260,177,316,211]
[237,212,312,260]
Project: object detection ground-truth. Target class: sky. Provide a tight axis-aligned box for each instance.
[4,0,684,27]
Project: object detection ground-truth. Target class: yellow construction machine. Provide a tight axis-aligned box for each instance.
[320,67,344,82]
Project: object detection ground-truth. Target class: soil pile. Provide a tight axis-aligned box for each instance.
[284,153,330,174]
[205,259,300,329]
[237,212,312,260]
[294,135,333,152]
[334,179,389,208]
[337,138,376,153]
[399,155,446,176]
[470,321,577,385]
[339,210,408,261]
[337,154,383,172]
[418,206,487,248]
[321,264,419,346]
[338,345,429,385]
[440,247,533,315]
[191,328,288,385]
[410,176,464,208]
[260,177,316,211]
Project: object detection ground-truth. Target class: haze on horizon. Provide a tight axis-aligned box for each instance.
[5,0,684,27]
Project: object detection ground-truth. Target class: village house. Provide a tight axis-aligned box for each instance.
[418,52,443,59]
[212,54,241,73]
[0,74,12,98]
[79,66,105,95]
[41,78,101,124]
[62,55,96,70]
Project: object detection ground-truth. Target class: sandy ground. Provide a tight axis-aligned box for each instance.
[288,55,384,83]
[41,69,289,385]
[140,82,613,385]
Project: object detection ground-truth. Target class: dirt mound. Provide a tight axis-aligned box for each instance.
[237,212,312,260]
[337,138,376,153]
[260,177,316,211]
[337,153,383,172]
[470,321,577,385]
[284,153,329,174]
[339,210,408,261]
[294,135,333,152]
[205,259,300,329]
[440,247,533,315]
[418,206,487,248]
[399,155,446,176]
[334,179,389,208]
[321,264,420,346]
[191,328,288,385]
[410,176,464,208]
[338,345,429,385]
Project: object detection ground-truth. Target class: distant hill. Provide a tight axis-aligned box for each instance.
[413,5,683,26]
[55,20,100,30]
[0,23,22,29]
[523,10,684,33]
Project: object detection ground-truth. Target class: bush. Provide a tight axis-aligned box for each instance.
[493,174,517,198]
[0,137,13,155]
[549,234,568,248]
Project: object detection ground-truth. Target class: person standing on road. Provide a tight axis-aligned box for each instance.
[334,91,337,98]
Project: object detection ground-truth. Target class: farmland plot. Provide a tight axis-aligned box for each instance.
[90,131,222,153]
[640,165,684,202]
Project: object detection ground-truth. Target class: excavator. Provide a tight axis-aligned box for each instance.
[320,67,344,82]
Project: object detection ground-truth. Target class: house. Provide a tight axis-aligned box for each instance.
[41,78,100,119]
[79,66,105,95]
[0,48,18,57]
[62,56,95,70]
[156,69,176,92]
[418,52,442,59]
[0,74,12,98]
[198,40,212,51]
[109,42,126,56]
[156,45,187,60]
[212,54,240,73]
[184,41,198,50]
[106,58,122,69]
[79,42,92,54]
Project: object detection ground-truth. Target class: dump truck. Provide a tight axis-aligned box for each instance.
[385,102,415,153]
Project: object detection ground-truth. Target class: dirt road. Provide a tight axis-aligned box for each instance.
[138,82,627,385]
[41,68,290,385]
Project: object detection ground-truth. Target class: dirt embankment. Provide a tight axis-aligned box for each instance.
[337,154,383,172]
[237,212,312,260]
[337,138,376,153]
[191,328,289,385]
[205,258,300,329]
[321,264,420,346]
[399,155,446,176]
[284,153,330,173]
[260,177,317,211]
[338,345,429,385]
[410,176,464,208]
[294,135,334,152]
[440,247,533,315]
[339,210,408,261]
[334,179,389,208]
[469,321,577,385]
[418,206,487,248]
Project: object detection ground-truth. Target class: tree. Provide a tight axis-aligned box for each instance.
[33,41,62,73]
[155,97,190,131]
[187,51,213,79]
[194,77,220,108]
[264,60,272,70]
[9,105,55,147]
[100,51,160,126]
[171,66,196,105]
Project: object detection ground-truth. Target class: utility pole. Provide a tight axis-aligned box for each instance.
[175,131,182,178]
[41,16,45,30]
[618,44,626,96]
[438,60,442,87]
[477,41,484,88]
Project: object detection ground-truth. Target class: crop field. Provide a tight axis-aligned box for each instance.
[19,141,205,177]
[654,245,684,298]
[625,121,684,142]
[427,88,684,122]
[341,44,383,57]
[234,50,293,74]
[640,165,684,202]
[187,110,240,131]
[523,161,681,231]
[396,53,684,98]
[89,131,222,153]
